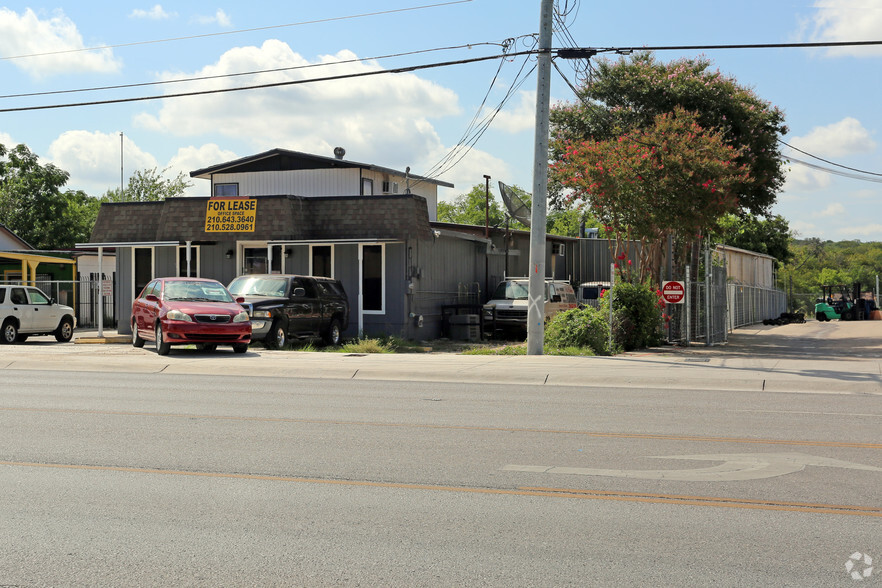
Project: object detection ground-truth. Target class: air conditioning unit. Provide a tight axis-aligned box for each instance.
[552,243,565,256]
[382,181,399,194]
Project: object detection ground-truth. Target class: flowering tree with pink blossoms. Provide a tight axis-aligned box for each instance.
[552,107,749,283]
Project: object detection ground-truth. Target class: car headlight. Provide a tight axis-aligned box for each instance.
[165,309,192,322]
[233,310,250,323]
[251,310,272,318]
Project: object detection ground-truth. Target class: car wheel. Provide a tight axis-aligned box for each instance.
[265,320,287,349]
[15,334,28,343]
[132,319,146,348]
[815,312,825,322]
[232,343,248,354]
[155,324,171,355]
[54,317,74,342]
[2,319,19,344]
[323,318,343,346]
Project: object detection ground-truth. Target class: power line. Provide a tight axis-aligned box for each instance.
[0,42,505,100]
[557,39,882,58]
[785,156,882,184]
[780,140,882,177]
[0,1,474,61]
[0,51,535,114]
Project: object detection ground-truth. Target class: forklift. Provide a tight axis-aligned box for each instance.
[814,283,877,321]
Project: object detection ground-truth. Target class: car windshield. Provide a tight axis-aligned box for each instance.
[228,277,288,297]
[163,281,234,303]
[491,281,529,301]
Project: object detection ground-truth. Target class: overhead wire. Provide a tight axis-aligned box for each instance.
[0,51,537,114]
[413,36,539,187]
[0,42,508,100]
[0,1,475,62]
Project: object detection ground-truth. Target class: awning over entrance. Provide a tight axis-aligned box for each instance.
[0,251,76,285]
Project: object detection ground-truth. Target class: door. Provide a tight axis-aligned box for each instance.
[25,287,59,331]
[288,278,321,335]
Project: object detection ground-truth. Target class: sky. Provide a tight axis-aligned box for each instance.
[0,0,881,242]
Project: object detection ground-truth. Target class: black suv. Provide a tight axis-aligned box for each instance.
[227,274,350,348]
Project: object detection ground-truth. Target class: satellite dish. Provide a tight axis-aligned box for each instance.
[498,181,531,227]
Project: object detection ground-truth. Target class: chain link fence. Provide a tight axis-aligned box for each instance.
[663,255,786,346]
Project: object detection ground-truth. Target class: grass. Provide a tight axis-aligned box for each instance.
[462,343,596,356]
[252,336,599,356]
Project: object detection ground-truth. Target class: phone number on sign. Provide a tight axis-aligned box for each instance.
[206,222,254,232]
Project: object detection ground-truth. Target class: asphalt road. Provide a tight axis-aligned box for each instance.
[1,321,881,588]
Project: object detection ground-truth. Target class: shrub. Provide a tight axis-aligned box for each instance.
[544,306,613,355]
[601,281,664,351]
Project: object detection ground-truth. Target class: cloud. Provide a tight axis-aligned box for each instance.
[134,41,464,177]
[839,223,882,237]
[812,202,845,217]
[167,144,239,196]
[0,131,16,148]
[195,9,232,27]
[130,5,175,20]
[47,131,158,195]
[788,118,876,157]
[782,159,833,192]
[493,90,536,134]
[0,8,121,78]
[804,0,882,57]
[788,219,818,238]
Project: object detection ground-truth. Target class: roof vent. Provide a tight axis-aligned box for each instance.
[333,147,346,160]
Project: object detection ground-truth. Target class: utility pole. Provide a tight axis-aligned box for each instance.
[527,0,553,355]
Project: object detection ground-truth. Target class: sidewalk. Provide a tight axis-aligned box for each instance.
[1,321,880,395]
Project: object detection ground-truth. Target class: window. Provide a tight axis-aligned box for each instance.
[0,289,5,303]
[362,244,383,312]
[311,245,332,278]
[10,288,27,305]
[27,288,50,305]
[243,248,268,274]
[362,178,374,195]
[214,183,239,197]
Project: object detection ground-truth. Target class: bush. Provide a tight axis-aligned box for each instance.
[601,281,664,351]
[544,306,613,355]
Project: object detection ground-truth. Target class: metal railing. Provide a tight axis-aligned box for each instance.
[1,276,117,329]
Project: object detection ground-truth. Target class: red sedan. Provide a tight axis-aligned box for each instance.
[131,277,251,355]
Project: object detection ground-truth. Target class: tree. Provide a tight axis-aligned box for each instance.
[550,52,788,218]
[437,183,598,237]
[0,143,100,249]
[101,166,192,202]
[437,183,507,227]
[713,213,793,266]
[552,107,749,282]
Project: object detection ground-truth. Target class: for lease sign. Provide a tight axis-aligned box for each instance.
[205,197,256,232]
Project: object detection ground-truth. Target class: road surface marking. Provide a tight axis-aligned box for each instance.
[502,452,882,481]
[1,460,879,518]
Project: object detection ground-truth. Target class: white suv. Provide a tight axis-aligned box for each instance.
[483,279,577,334]
[0,285,76,343]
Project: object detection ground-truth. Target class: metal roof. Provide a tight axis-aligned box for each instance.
[189,148,454,188]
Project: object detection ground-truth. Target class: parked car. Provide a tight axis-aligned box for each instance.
[482,278,578,335]
[0,285,76,343]
[131,277,251,355]
[227,274,350,348]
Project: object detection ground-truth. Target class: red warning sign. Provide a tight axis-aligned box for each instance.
[661,281,686,304]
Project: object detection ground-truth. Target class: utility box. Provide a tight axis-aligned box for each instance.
[449,314,480,341]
